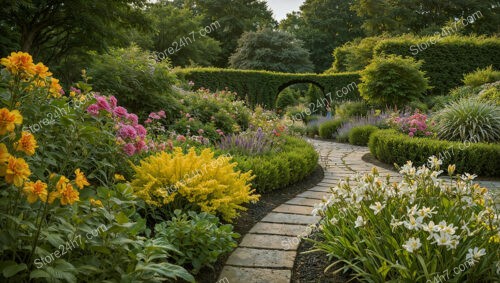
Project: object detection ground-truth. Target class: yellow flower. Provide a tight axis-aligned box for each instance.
[114,174,126,181]
[49,77,63,98]
[448,164,456,175]
[56,176,70,192]
[60,183,79,205]
[0,143,10,163]
[0,51,35,77]
[74,168,90,189]
[32,62,52,79]
[89,198,103,207]
[15,131,38,156]
[0,156,31,187]
[0,108,23,135]
[23,180,48,203]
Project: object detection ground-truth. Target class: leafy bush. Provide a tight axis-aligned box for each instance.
[335,110,388,143]
[131,147,259,221]
[348,125,379,146]
[276,88,299,110]
[319,119,344,139]
[434,99,500,142]
[334,100,369,120]
[306,123,319,137]
[477,83,500,105]
[174,68,360,108]
[369,129,500,176]
[217,128,282,156]
[374,36,500,95]
[463,66,500,87]
[359,55,430,106]
[330,36,385,72]
[88,45,181,119]
[231,136,318,193]
[154,210,238,274]
[313,161,499,282]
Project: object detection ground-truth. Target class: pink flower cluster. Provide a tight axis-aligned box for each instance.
[145,110,166,124]
[86,94,148,156]
[391,111,433,137]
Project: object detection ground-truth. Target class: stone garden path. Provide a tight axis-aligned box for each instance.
[218,139,500,283]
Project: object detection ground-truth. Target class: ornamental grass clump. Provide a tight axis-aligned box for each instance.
[312,158,499,282]
[131,147,259,221]
[217,127,281,156]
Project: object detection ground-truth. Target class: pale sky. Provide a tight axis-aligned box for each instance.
[266,0,305,22]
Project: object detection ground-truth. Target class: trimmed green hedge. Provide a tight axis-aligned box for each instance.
[231,136,319,193]
[374,36,500,95]
[369,129,500,177]
[174,68,360,108]
[319,119,344,139]
[348,125,379,146]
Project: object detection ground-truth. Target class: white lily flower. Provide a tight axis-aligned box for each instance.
[369,202,385,215]
[402,237,422,253]
[354,216,366,228]
[466,247,486,264]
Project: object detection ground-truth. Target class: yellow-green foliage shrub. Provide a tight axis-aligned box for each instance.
[131,148,259,221]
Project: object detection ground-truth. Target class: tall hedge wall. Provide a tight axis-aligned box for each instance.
[174,68,361,108]
[374,36,500,95]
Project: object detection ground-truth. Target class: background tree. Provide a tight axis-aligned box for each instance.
[351,0,500,36]
[229,28,314,73]
[145,2,221,67]
[280,0,364,72]
[0,0,150,83]
[186,0,276,67]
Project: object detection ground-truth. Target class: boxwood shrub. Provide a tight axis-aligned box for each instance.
[231,136,318,193]
[368,129,500,177]
[348,125,379,146]
[319,119,344,139]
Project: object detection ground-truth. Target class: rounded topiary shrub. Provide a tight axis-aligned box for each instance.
[359,55,430,107]
[463,66,500,87]
[276,88,299,110]
[348,125,379,146]
[434,99,500,142]
[319,119,344,139]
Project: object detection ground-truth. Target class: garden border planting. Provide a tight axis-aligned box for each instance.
[368,129,500,177]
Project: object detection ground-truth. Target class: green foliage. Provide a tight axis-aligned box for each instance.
[449,85,478,100]
[330,37,385,72]
[351,0,499,36]
[305,124,319,137]
[229,29,314,73]
[359,55,430,106]
[231,136,318,193]
[463,66,500,87]
[478,84,500,105]
[154,210,238,274]
[334,101,369,120]
[88,45,181,119]
[146,3,221,67]
[319,119,344,139]
[279,0,363,72]
[174,68,361,108]
[348,125,379,146]
[374,36,500,95]
[369,129,500,176]
[276,88,299,110]
[434,99,500,142]
[189,0,276,67]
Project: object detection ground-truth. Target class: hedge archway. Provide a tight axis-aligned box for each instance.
[174,68,361,108]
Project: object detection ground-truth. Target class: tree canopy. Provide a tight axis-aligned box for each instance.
[229,28,314,73]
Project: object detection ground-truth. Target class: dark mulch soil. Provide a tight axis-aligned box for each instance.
[292,231,356,283]
[194,165,325,283]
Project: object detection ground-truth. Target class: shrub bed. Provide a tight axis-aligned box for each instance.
[231,136,318,193]
[348,125,379,146]
[318,119,344,139]
[368,129,500,176]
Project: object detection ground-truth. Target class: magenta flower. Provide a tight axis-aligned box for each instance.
[113,106,128,117]
[158,110,166,118]
[86,104,100,116]
[95,96,111,111]
[118,124,137,139]
[135,140,148,152]
[176,135,186,142]
[149,112,161,119]
[409,132,414,137]
[127,113,139,125]
[145,118,153,124]
[122,143,136,156]
[134,124,147,138]
[197,129,204,135]
[109,96,118,109]
[185,113,191,118]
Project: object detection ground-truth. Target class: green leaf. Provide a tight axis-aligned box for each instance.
[2,262,27,278]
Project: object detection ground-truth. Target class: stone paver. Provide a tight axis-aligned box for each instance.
[219,267,291,283]
[225,248,295,268]
[219,139,500,283]
[273,204,314,215]
[249,222,308,236]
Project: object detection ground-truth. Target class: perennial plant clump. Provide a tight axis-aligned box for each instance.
[131,147,259,221]
[388,110,433,137]
[313,158,499,282]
